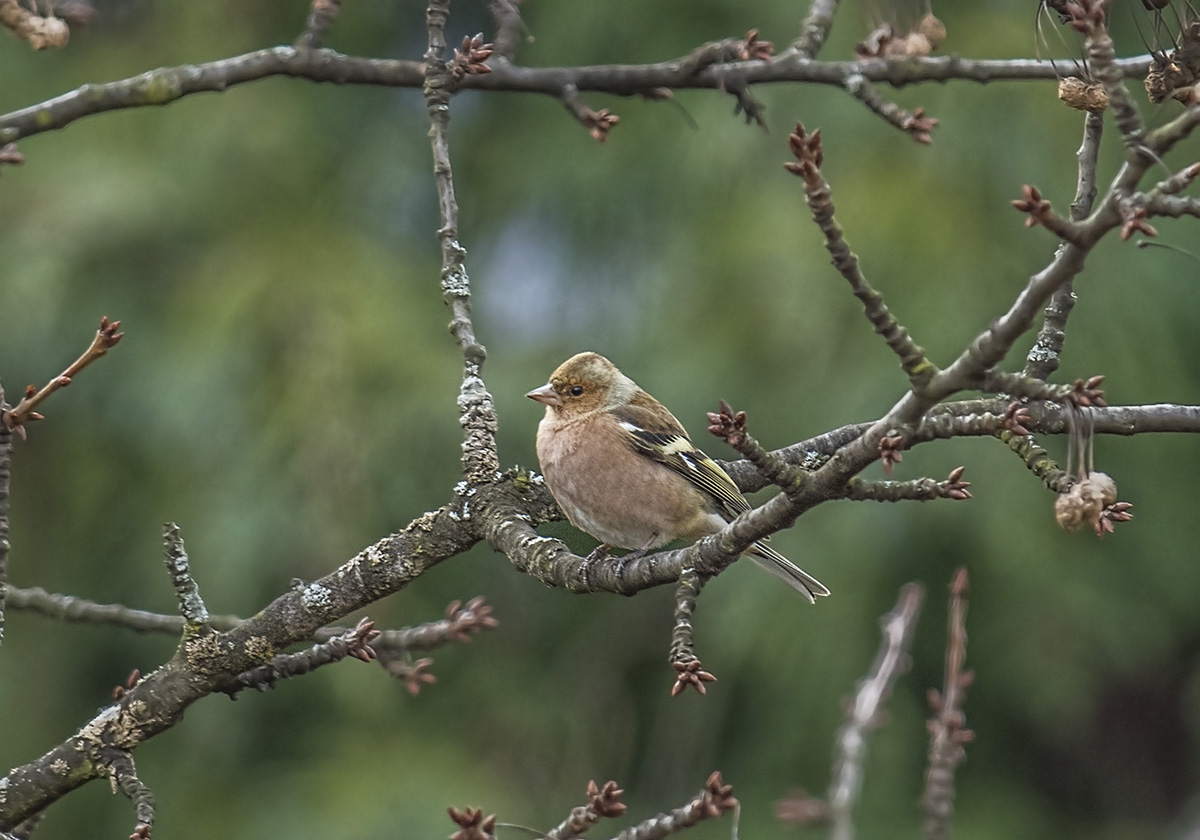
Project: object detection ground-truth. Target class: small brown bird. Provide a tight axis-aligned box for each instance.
[527,352,829,602]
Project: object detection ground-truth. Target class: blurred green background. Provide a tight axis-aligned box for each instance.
[2,1,1198,838]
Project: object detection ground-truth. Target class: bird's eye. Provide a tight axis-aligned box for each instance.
[569,385,584,397]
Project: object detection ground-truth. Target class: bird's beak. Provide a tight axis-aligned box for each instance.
[526,384,561,407]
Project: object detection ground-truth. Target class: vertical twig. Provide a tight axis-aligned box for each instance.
[162,523,209,629]
[424,0,500,484]
[0,382,10,644]
[828,583,925,840]
[1025,111,1103,380]
[490,0,526,61]
[792,0,841,58]
[922,568,974,840]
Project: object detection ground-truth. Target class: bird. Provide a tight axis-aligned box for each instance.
[527,351,829,602]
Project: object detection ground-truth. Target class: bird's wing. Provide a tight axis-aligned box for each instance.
[610,401,750,519]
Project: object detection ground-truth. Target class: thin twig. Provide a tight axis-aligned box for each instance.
[101,749,155,839]
[792,0,841,58]
[922,568,974,840]
[843,73,938,142]
[294,0,342,50]
[786,124,936,389]
[668,569,714,696]
[844,467,971,502]
[0,390,9,644]
[1,316,123,439]
[0,50,1156,145]
[224,617,381,695]
[546,780,628,840]
[828,583,924,840]
[162,523,209,628]
[424,0,499,485]
[1025,110,1102,379]
[490,0,527,61]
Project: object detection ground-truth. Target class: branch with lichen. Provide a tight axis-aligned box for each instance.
[1025,111,1103,380]
[162,524,209,629]
[6,582,496,671]
[101,750,154,840]
[0,489,485,830]
[980,369,1107,406]
[223,617,381,695]
[1069,0,1144,147]
[489,0,526,61]
[828,583,924,840]
[423,1,499,487]
[0,44,1156,147]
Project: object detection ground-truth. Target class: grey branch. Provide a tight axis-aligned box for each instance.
[828,583,924,840]
[0,47,1155,145]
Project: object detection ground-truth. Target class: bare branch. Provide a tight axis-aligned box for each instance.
[1,316,123,439]
[792,0,841,58]
[603,772,738,840]
[489,0,527,61]
[294,0,342,51]
[0,0,68,49]
[0,49,1156,145]
[844,467,971,502]
[1025,110,1102,380]
[786,124,935,390]
[547,780,627,840]
[0,386,9,644]
[843,73,938,142]
[922,568,973,840]
[161,524,209,628]
[225,617,381,695]
[101,750,155,840]
[668,569,714,696]
[828,583,924,840]
[423,0,498,487]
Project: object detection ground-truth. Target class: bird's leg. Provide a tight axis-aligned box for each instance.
[612,534,660,576]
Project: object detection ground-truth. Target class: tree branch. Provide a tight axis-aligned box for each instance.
[828,583,924,840]
[0,48,1155,145]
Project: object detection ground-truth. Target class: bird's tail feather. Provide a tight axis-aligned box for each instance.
[747,543,829,603]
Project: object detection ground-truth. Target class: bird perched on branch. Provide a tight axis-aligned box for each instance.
[527,352,828,602]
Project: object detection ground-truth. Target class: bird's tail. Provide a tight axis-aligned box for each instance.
[747,542,830,603]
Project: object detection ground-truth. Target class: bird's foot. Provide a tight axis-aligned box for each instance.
[584,544,612,564]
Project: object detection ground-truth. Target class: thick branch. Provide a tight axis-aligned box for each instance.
[0,497,481,829]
